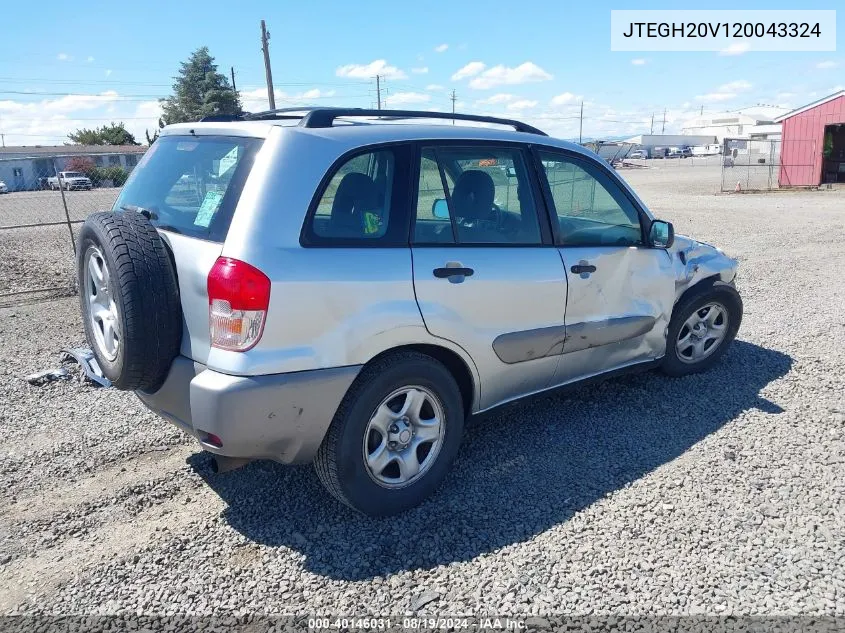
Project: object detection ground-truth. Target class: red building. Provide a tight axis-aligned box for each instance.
[775,90,845,187]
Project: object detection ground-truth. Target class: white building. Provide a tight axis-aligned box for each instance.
[681,107,788,142]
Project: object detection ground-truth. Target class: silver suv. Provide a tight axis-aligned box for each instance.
[77,108,742,515]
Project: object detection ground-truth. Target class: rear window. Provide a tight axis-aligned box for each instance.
[113,135,264,242]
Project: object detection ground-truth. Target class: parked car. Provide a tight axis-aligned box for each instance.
[48,171,93,191]
[629,149,647,160]
[76,108,743,516]
[0,180,8,194]
[666,147,692,159]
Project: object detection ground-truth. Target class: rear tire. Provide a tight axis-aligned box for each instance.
[77,211,182,391]
[661,281,742,377]
[314,351,465,516]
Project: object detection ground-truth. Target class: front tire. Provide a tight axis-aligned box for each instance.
[661,281,742,377]
[314,351,465,516]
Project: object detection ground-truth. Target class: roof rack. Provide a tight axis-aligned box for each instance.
[301,108,547,136]
[200,107,547,136]
[228,107,544,135]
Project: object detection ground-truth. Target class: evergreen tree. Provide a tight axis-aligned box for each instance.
[159,47,242,124]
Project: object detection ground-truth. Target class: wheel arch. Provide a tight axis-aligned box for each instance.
[363,343,478,418]
[672,274,721,318]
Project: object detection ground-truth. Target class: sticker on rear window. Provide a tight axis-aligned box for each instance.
[194,191,224,227]
[218,147,239,176]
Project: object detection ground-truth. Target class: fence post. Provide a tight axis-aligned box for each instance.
[52,158,77,255]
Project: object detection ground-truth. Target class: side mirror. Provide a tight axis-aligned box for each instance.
[649,219,674,248]
[432,198,451,220]
[506,166,517,178]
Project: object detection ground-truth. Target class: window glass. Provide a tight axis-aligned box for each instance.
[539,151,642,246]
[312,150,394,239]
[113,135,263,242]
[414,147,541,245]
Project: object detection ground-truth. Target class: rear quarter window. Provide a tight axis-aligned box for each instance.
[114,135,263,242]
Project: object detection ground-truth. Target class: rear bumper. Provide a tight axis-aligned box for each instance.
[136,356,360,464]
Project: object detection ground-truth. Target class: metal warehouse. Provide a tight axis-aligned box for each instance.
[776,90,845,187]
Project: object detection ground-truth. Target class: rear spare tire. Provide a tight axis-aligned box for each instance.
[77,211,182,391]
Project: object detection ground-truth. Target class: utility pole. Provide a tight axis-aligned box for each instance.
[579,101,584,143]
[0,133,4,148]
[230,66,237,93]
[260,20,276,110]
[661,108,667,134]
[650,113,654,135]
[375,75,382,110]
[700,105,704,116]
[450,89,457,124]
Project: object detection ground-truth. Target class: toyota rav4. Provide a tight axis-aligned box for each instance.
[77,108,742,515]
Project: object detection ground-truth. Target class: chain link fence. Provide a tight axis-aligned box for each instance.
[0,150,143,306]
[718,138,820,192]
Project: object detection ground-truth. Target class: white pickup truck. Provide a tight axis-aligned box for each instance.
[48,171,93,191]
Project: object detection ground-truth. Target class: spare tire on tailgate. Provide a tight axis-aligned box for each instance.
[77,211,182,391]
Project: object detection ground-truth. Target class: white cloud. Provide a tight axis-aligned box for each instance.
[719,42,750,56]
[551,92,581,105]
[435,44,448,53]
[57,53,71,61]
[716,79,752,92]
[507,99,537,111]
[385,92,431,106]
[411,66,429,74]
[694,92,737,102]
[426,84,445,91]
[239,87,337,113]
[717,80,752,92]
[105,69,112,77]
[336,59,406,80]
[631,58,647,65]
[817,60,838,69]
[87,56,95,63]
[0,92,163,146]
[451,61,486,81]
[468,62,552,90]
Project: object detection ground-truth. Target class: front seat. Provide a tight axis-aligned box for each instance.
[329,172,380,237]
[450,170,498,242]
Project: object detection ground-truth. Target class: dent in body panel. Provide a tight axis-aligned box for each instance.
[562,315,656,353]
[670,234,739,300]
[492,325,568,364]
[491,316,655,364]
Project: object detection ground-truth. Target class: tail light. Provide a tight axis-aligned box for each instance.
[207,257,271,351]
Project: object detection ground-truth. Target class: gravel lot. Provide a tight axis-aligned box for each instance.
[1,163,843,620]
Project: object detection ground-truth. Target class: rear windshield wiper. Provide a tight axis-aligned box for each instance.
[119,204,156,220]
[119,205,182,234]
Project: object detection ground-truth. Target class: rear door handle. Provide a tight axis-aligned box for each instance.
[570,264,597,274]
[433,266,474,279]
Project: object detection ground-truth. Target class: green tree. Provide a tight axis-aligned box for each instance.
[67,122,139,146]
[159,47,242,125]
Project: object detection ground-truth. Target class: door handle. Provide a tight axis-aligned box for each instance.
[570,264,597,274]
[433,266,475,279]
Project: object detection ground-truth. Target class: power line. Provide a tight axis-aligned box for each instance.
[0,90,165,98]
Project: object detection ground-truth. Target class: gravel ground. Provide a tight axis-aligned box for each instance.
[1,163,844,619]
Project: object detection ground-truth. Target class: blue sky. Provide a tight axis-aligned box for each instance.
[0,0,842,144]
